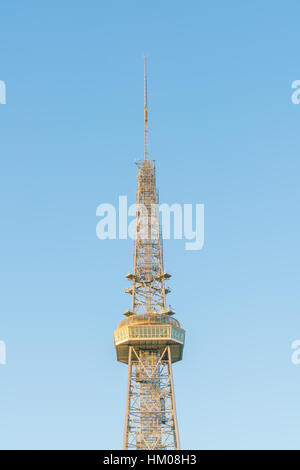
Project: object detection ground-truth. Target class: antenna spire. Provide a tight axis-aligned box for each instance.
[144,57,148,160]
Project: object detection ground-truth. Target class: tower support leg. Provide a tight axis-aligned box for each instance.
[123,346,180,450]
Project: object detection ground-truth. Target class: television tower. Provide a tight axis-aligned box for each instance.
[114,59,185,450]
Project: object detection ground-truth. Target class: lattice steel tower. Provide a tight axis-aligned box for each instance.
[114,59,185,450]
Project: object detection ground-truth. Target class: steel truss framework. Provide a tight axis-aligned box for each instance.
[131,158,166,315]
[115,59,184,451]
[123,346,180,450]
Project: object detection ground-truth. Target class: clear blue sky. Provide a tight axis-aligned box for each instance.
[0,0,300,450]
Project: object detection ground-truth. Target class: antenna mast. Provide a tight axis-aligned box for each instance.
[144,57,149,160]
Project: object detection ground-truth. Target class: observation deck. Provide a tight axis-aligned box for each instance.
[114,313,185,364]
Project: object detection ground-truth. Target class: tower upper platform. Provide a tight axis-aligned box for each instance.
[114,314,185,364]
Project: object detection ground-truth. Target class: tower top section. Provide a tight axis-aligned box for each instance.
[114,60,185,365]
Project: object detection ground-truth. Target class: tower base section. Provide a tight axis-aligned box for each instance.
[123,345,180,450]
